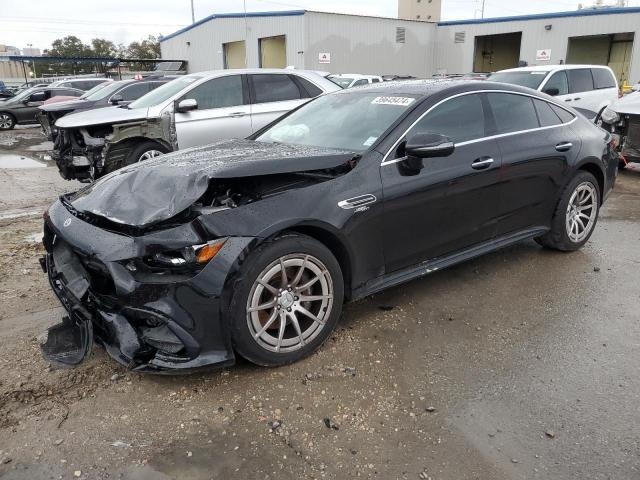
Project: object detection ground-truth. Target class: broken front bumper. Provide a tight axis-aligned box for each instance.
[41,200,253,373]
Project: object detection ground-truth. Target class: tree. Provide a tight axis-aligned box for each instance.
[126,35,161,59]
[90,38,118,58]
[46,36,92,57]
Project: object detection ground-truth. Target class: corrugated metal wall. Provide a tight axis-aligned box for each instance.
[304,12,436,77]
[436,11,640,81]
[160,14,306,72]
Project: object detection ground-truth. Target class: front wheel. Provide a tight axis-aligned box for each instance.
[125,141,168,166]
[230,233,344,367]
[0,113,15,130]
[536,171,600,251]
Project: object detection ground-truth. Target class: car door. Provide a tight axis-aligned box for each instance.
[380,92,503,273]
[14,90,50,122]
[174,74,251,149]
[248,73,309,132]
[565,68,598,111]
[541,70,570,102]
[486,92,581,236]
[591,67,619,113]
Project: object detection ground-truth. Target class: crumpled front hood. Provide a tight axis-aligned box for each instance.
[55,105,150,128]
[608,92,640,115]
[68,139,356,227]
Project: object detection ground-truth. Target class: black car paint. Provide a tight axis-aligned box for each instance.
[40,81,617,373]
[0,86,83,125]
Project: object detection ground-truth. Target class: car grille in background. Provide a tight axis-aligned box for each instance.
[623,117,640,160]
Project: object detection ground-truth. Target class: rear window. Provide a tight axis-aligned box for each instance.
[251,74,301,103]
[533,99,562,127]
[567,69,594,94]
[294,76,323,98]
[487,93,539,134]
[550,104,575,123]
[592,68,617,89]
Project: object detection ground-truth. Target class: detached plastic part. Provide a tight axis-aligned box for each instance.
[39,315,93,367]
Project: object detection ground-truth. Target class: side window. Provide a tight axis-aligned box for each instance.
[543,71,569,96]
[181,75,244,110]
[550,104,575,123]
[118,83,150,101]
[592,68,617,89]
[251,74,301,103]
[352,79,369,87]
[487,93,539,134]
[294,76,322,98]
[567,69,594,94]
[533,99,562,127]
[413,93,485,143]
[371,78,381,83]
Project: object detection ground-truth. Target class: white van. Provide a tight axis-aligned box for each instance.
[328,74,383,89]
[489,65,619,114]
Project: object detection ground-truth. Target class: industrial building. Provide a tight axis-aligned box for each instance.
[160,6,640,85]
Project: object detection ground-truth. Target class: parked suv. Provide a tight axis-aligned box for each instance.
[0,86,84,130]
[490,65,619,114]
[52,69,340,182]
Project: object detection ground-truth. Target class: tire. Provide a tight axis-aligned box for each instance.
[536,171,601,251]
[124,141,168,166]
[0,113,15,130]
[229,232,344,367]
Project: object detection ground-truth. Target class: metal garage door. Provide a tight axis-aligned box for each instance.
[259,35,287,68]
[224,41,246,69]
[473,32,522,72]
[567,33,634,85]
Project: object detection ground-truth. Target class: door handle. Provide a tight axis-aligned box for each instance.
[565,98,572,102]
[555,142,573,152]
[228,112,246,118]
[574,97,581,101]
[471,157,494,170]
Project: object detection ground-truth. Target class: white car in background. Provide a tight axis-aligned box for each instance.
[328,74,383,88]
[489,65,619,114]
[52,69,340,181]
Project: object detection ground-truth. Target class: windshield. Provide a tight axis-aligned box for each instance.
[329,77,354,88]
[257,92,419,152]
[489,71,550,89]
[128,76,202,109]
[80,81,116,100]
[8,87,37,103]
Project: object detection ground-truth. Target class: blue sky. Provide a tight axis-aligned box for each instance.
[1,0,638,50]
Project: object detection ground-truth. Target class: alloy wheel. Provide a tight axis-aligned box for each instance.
[0,114,13,129]
[565,182,598,243]
[138,150,164,161]
[246,254,334,353]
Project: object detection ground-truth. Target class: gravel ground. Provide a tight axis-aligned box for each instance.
[0,126,639,480]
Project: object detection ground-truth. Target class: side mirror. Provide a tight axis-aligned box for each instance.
[405,133,455,158]
[109,94,124,105]
[176,98,198,113]
[543,87,560,96]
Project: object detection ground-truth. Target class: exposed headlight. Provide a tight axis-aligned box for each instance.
[147,238,227,269]
[600,107,621,124]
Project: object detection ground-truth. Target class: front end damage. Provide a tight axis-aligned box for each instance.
[53,111,175,182]
[40,199,252,372]
[600,98,640,166]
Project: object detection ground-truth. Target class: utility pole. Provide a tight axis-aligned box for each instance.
[190,0,195,23]
[481,0,486,18]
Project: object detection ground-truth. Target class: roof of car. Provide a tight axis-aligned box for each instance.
[331,79,534,97]
[498,64,614,73]
[183,68,329,78]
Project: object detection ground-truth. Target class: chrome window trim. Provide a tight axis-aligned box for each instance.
[381,89,578,167]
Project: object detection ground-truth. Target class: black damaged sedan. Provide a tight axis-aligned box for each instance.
[40,81,617,372]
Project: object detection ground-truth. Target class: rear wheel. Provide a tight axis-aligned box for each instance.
[536,171,600,251]
[230,233,344,366]
[0,113,15,130]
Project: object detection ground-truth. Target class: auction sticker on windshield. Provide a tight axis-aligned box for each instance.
[372,97,416,106]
